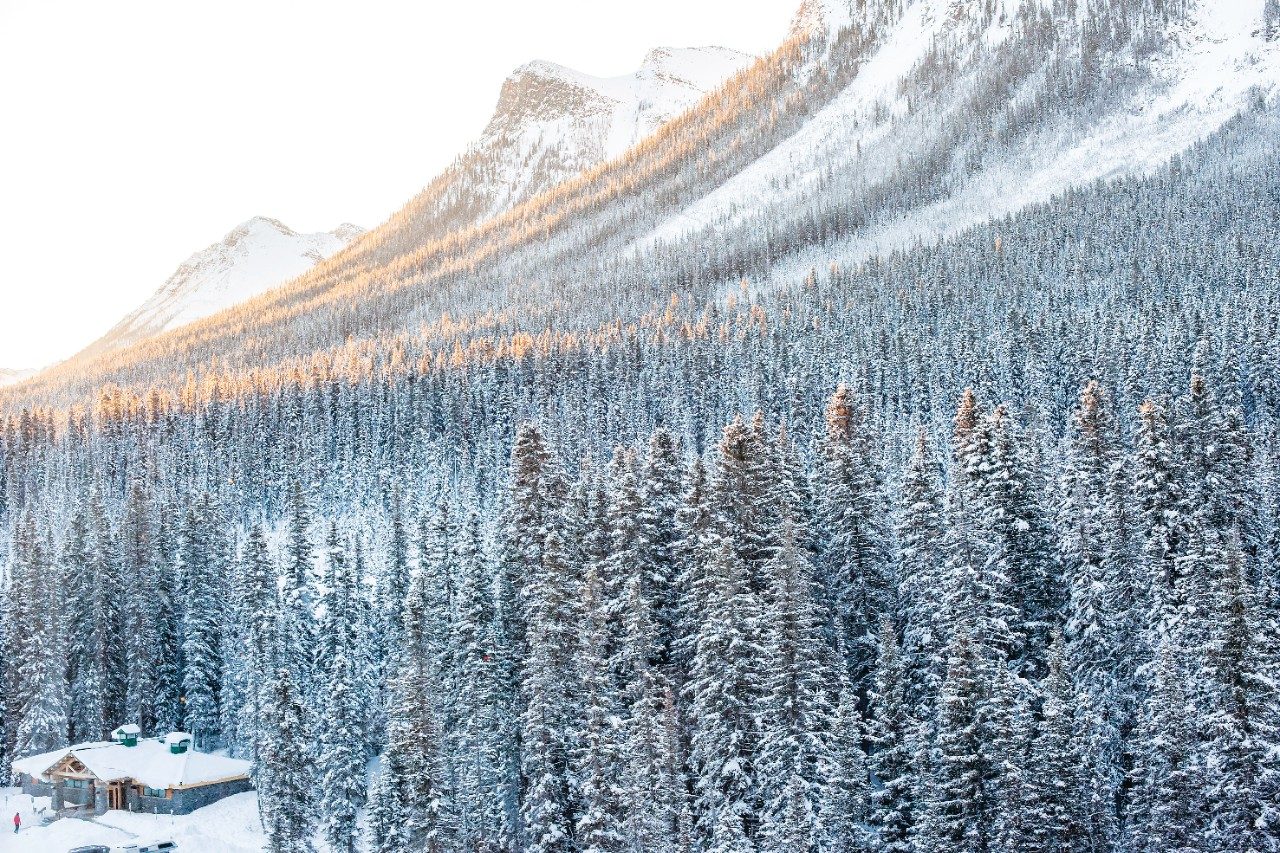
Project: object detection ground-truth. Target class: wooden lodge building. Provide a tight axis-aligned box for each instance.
[12,726,253,816]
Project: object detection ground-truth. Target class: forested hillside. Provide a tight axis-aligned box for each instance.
[2,92,1278,851]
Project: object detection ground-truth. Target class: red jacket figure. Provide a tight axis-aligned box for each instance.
[12,812,19,833]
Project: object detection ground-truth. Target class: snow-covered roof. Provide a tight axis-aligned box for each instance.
[12,737,251,790]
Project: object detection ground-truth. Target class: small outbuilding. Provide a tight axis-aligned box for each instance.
[12,726,252,816]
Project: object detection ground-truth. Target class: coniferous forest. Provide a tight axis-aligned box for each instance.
[4,32,1280,853]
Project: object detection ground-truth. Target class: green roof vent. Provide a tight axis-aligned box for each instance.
[163,732,193,754]
[112,724,141,747]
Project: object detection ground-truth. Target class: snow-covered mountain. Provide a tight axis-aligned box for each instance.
[41,43,749,384]
[80,217,364,358]
[13,0,1280,408]
[0,367,37,388]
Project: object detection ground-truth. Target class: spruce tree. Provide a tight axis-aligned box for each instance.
[896,428,946,710]
[13,521,66,757]
[519,529,577,853]
[757,518,830,838]
[822,678,868,853]
[575,558,626,853]
[868,618,913,853]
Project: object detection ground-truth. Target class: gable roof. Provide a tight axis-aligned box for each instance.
[12,738,251,790]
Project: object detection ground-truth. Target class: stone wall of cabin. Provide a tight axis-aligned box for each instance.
[18,773,50,799]
[145,779,254,815]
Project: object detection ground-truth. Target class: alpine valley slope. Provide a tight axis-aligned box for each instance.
[10,0,1280,409]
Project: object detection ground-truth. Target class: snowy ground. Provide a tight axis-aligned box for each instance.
[0,788,267,852]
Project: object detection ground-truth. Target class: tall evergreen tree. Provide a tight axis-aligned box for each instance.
[180,494,225,747]
[817,386,891,690]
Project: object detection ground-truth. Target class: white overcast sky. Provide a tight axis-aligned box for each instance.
[0,0,796,368]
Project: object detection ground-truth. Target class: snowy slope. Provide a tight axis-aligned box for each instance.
[768,0,1280,280]
[639,0,1280,263]
[81,217,364,358]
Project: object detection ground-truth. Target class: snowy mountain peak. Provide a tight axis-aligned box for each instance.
[497,46,753,138]
[0,367,37,388]
[455,44,755,222]
[788,0,854,42]
[78,218,364,359]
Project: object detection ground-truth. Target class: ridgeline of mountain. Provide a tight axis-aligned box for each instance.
[6,0,1280,410]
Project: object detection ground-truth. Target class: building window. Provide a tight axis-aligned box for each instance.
[143,787,166,798]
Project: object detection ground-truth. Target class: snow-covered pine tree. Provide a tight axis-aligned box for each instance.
[1058,382,1126,849]
[916,622,985,853]
[638,427,685,666]
[868,618,913,853]
[60,505,97,743]
[519,527,578,853]
[708,804,754,853]
[1133,398,1185,656]
[817,385,891,691]
[506,422,556,657]
[976,403,1057,674]
[150,506,183,735]
[896,428,946,711]
[1022,634,1086,853]
[239,523,277,762]
[575,556,626,853]
[120,475,158,733]
[367,760,410,853]
[756,517,830,848]
[673,456,713,675]
[258,663,316,853]
[180,493,226,748]
[622,670,681,853]
[280,477,317,694]
[821,677,868,853]
[317,530,367,853]
[84,490,125,740]
[686,532,764,843]
[1197,532,1280,849]
[1127,635,1203,853]
[13,519,66,757]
